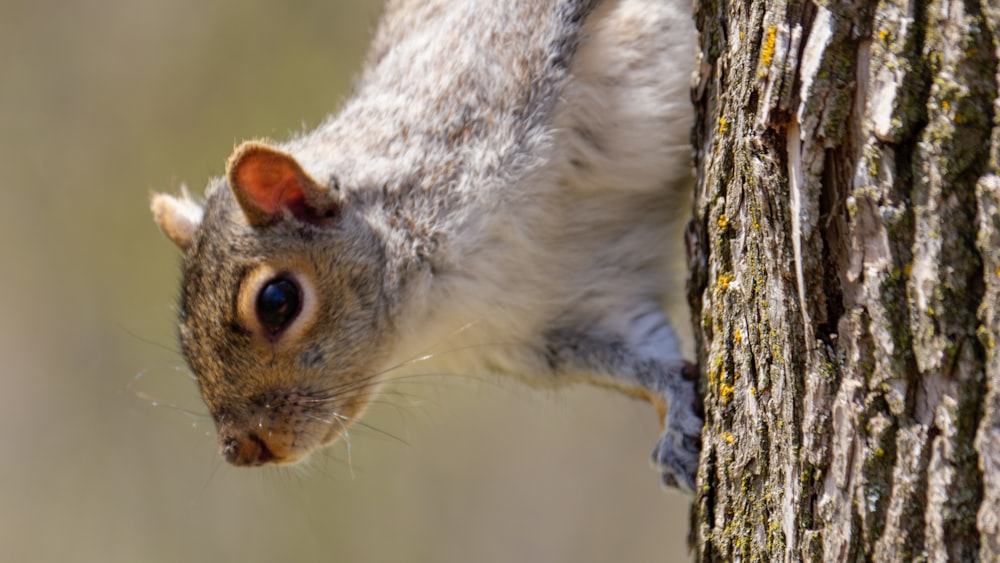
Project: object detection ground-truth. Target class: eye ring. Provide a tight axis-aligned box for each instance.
[238,263,318,345]
[256,276,302,335]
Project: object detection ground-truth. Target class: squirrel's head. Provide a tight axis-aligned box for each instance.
[151,142,390,467]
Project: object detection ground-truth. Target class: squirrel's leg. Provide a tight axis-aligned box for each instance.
[543,301,703,491]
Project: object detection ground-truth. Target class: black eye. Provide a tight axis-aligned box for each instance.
[256,277,301,334]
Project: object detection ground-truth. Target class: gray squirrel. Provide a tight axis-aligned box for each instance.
[151,0,702,491]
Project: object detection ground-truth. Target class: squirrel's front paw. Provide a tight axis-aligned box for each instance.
[651,362,703,492]
[652,425,701,492]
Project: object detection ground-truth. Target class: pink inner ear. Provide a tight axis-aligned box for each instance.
[234,153,307,217]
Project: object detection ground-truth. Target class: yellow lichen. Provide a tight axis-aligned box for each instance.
[718,274,734,291]
[719,382,734,404]
[762,25,777,68]
[878,29,889,41]
[734,329,742,344]
[718,213,729,230]
[719,116,728,134]
[724,432,735,444]
[709,357,723,386]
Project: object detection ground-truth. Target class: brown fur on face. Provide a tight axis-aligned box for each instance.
[176,179,392,464]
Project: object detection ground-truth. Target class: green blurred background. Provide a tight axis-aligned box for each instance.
[0,0,693,561]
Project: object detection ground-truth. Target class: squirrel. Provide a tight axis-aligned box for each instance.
[151,0,702,491]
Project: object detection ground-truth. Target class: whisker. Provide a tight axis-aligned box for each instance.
[326,411,410,446]
[380,320,482,370]
[298,388,432,406]
[331,414,355,479]
[373,339,520,380]
[316,370,507,403]
[298,451,348,482]
[386,370,500,385]
[126,368,149,390]
[115,322,181,355]
[291,327,522,402]
[200,455,224,494]
[312,339,523,399]
[124,362,196,392]
[343,396,427,431]
[174,365,198,382]
[311,369,482,399]
[305,414,333,425]
[133,390,210,419]
[350,322,480,383]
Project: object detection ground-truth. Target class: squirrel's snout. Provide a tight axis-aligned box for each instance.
[212,389,343,466]
[220,431,286,466]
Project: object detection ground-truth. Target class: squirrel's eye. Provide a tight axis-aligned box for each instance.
[256,277,301,334]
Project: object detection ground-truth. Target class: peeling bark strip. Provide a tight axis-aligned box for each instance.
[688,0,999,560]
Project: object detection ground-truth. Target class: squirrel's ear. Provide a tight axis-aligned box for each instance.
[226,142,337,227]
[151,189,203,250]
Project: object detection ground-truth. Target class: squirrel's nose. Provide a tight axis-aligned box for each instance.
[220,431,283,466]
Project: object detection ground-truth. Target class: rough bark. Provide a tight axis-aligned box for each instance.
[687,0,1000,560]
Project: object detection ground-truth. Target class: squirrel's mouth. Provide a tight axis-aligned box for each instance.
[220,430,302,466]
[213,392,372,467]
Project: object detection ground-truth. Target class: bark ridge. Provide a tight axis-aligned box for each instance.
[688,0,1000,560]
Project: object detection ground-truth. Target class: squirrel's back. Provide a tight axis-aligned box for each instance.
[281,0,594,200]
[328,0,698,374]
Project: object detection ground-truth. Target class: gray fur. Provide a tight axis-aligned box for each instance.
[152,0,702,490]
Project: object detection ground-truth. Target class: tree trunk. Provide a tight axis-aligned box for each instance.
[687,0,1000,560]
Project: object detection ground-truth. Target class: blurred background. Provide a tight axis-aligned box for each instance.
[0,0,694,561]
